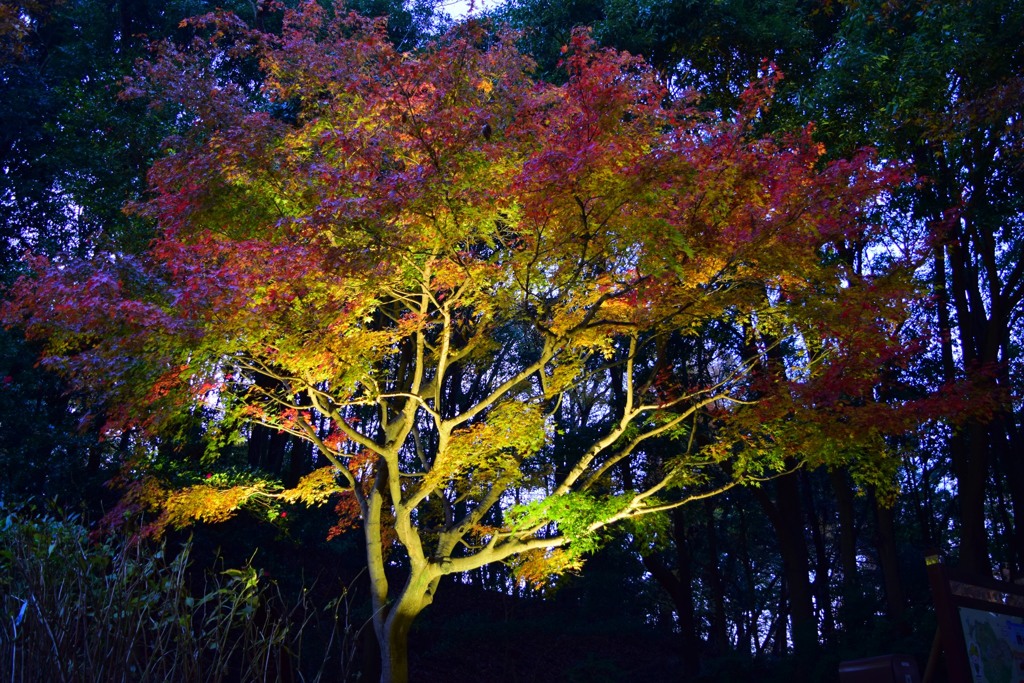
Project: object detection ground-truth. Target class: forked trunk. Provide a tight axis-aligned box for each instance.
[379,613,414,683]
[377,570,437,683]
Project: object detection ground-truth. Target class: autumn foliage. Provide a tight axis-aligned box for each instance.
[2,5,927,681]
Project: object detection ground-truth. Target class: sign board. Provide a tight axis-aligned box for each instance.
[926,556,1024,683]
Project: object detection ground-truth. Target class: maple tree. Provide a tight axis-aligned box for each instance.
[3,5,928,680]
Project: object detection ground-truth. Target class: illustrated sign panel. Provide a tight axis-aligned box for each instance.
[927,556,1024,683]
[958,607,1024,683]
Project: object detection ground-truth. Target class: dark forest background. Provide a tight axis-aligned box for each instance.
[1,0,1022,681]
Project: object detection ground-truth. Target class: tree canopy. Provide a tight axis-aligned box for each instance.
[0,3,979,682]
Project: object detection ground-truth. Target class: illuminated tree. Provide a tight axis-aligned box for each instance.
[4,5,919,680]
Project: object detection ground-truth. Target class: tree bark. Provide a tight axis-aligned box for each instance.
[953,425,992,576]
[378,569,439,683]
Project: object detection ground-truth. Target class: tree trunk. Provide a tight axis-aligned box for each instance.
[802,470,835,645]
[943,209,995,577]
[284,437,311,488]
[378,572,438,683]
[755,471,818,660]
[871,489,906,621]
[830,467,868,631]
[736,502,758,656]
[363,473,442,683]
[703,498,728,655]
[642,508,701,678]
[954,425,992,576]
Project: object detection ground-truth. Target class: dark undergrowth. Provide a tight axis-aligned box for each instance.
[0,502,362,683]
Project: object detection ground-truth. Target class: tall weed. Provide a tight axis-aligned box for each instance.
[0,504,364,682]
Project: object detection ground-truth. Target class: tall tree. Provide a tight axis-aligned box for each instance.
[5,6,919,681]
[498,0,843,116]
[810,0,1024,577]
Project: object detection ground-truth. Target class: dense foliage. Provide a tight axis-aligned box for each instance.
[1,0,1021,682]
